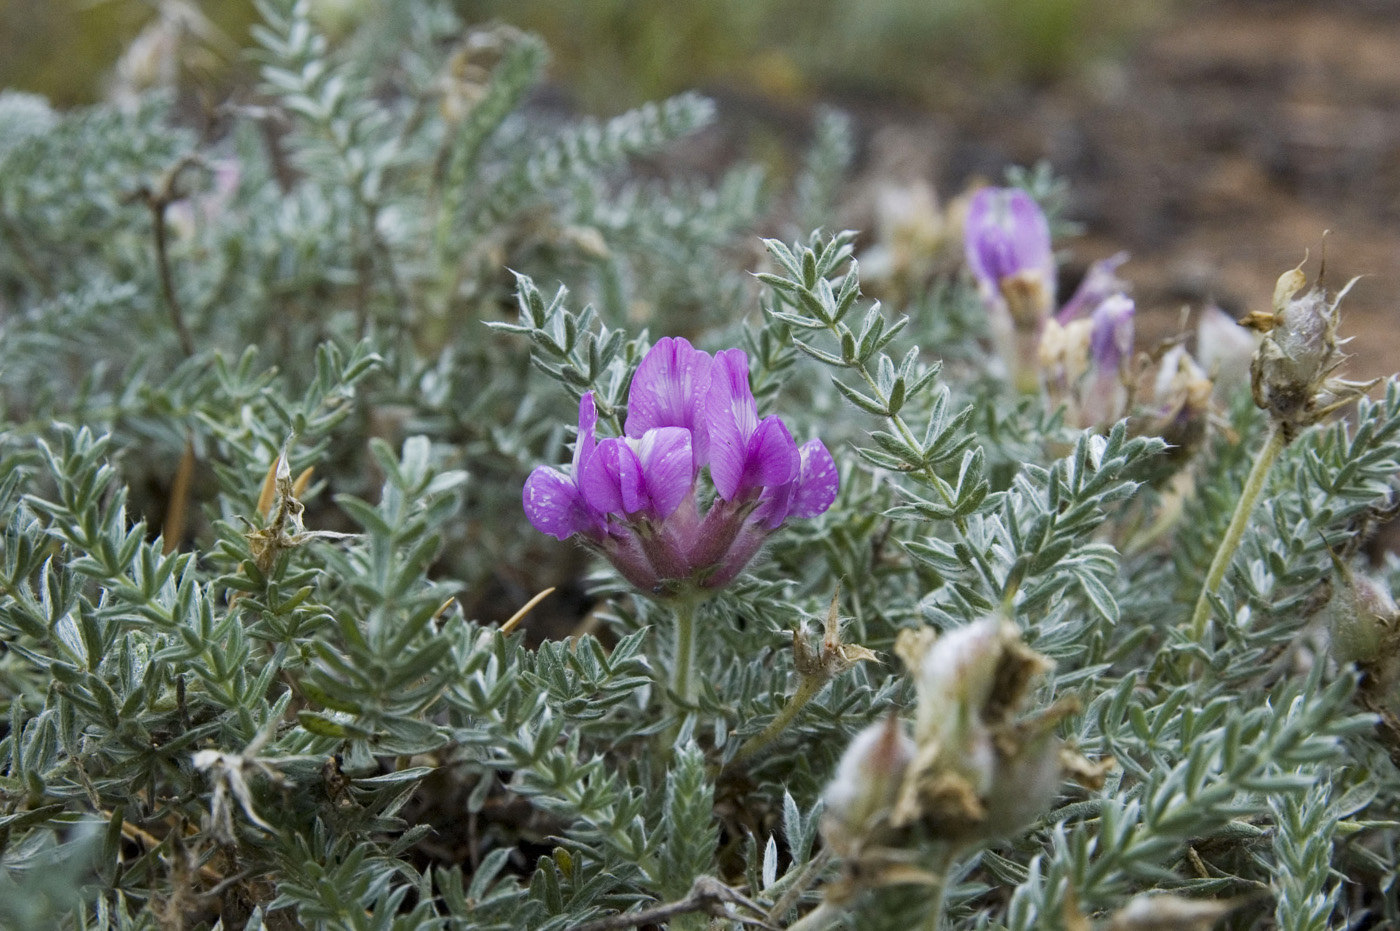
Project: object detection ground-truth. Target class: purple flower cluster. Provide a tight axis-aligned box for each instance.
[965,186,1137,420]
[523,338,839,592]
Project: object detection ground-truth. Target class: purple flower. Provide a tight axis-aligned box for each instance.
[1075,294,1136,429]
[523,340,839,593]
[964,187,1057,394]
[1057,252,1129,324]
[964,187,1056,326]
[522,392,605,542]
[1088,294,1135,376]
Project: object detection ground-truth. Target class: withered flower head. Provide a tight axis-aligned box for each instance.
[821,715,916,857]
[1247,261,1376,441]
[887,619,1078,842]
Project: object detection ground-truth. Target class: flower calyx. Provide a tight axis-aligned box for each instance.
[246,451,351,575]
[792,588,879,681]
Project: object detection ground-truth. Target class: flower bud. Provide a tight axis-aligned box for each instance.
[860,180,947,290]
[1039,316,1092,408]
[1107,894,1240,931]
[910,617,1012,750]
[1137,345,1214,479]
[1078,294,1135,428]
[1324,561,1400,733]
[1325,563,1397,666]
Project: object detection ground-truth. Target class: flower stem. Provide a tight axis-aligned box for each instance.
[1187,423,1287,648]
[671,595,700,707]
[918,846,957,931]
[723,673,825,773]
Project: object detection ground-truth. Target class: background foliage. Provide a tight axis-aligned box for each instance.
[1,1,1398,930]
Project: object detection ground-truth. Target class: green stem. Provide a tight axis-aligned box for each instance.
[723,673,825,773]
[671,596,700,707]
[920,880,949,931]
[1187,424,1287,647]
[919,847,957,931]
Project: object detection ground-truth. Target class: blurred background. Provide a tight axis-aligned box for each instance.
[4,0,1398,379]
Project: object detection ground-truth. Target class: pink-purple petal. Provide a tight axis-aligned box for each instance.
[625,337,714,462]
[523,467,594,541]
[753,482,795,530]
[574,392,599,474]
[706,349,759,438]
[788,439,839,519]
[708,427,748,502]
[580,438,644,517]
[747,416,800,488]
[1057,252,1129,324]
[632,427,694,520]
[1088,294,1135,374]
[705,349,763,500]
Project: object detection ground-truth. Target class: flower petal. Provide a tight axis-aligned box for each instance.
[580,437,644,517]
[632,427,694,520]
[752,439,838,529]
[1088,294,1135,375]
[711,413,798,502]
[574,392,599,474]
[625,337,713,463]
[706,348,758,435]
[747,416,800,487]
[705,349,763,499]
[965,187,1054,294]
[1057,252,1128,323]
[523,467,594,541]
[788,439,839,519]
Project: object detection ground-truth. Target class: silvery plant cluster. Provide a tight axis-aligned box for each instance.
[2,2,1399,930]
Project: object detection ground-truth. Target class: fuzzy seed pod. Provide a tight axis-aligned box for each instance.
[821,716,916,855]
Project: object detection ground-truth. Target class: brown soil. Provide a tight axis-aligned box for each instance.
[850,0,1400,382]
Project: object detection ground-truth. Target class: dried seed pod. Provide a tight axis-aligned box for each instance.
[1248,262,1375,441]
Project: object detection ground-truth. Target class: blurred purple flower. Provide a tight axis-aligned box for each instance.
[1057,252,1129,324]
[1088,294,1135,376]
[963,188,1140,407]
[524,338,838,593]
[964,187,1056,324]
[964,187,1057,393]
[1076,294,1136,429]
